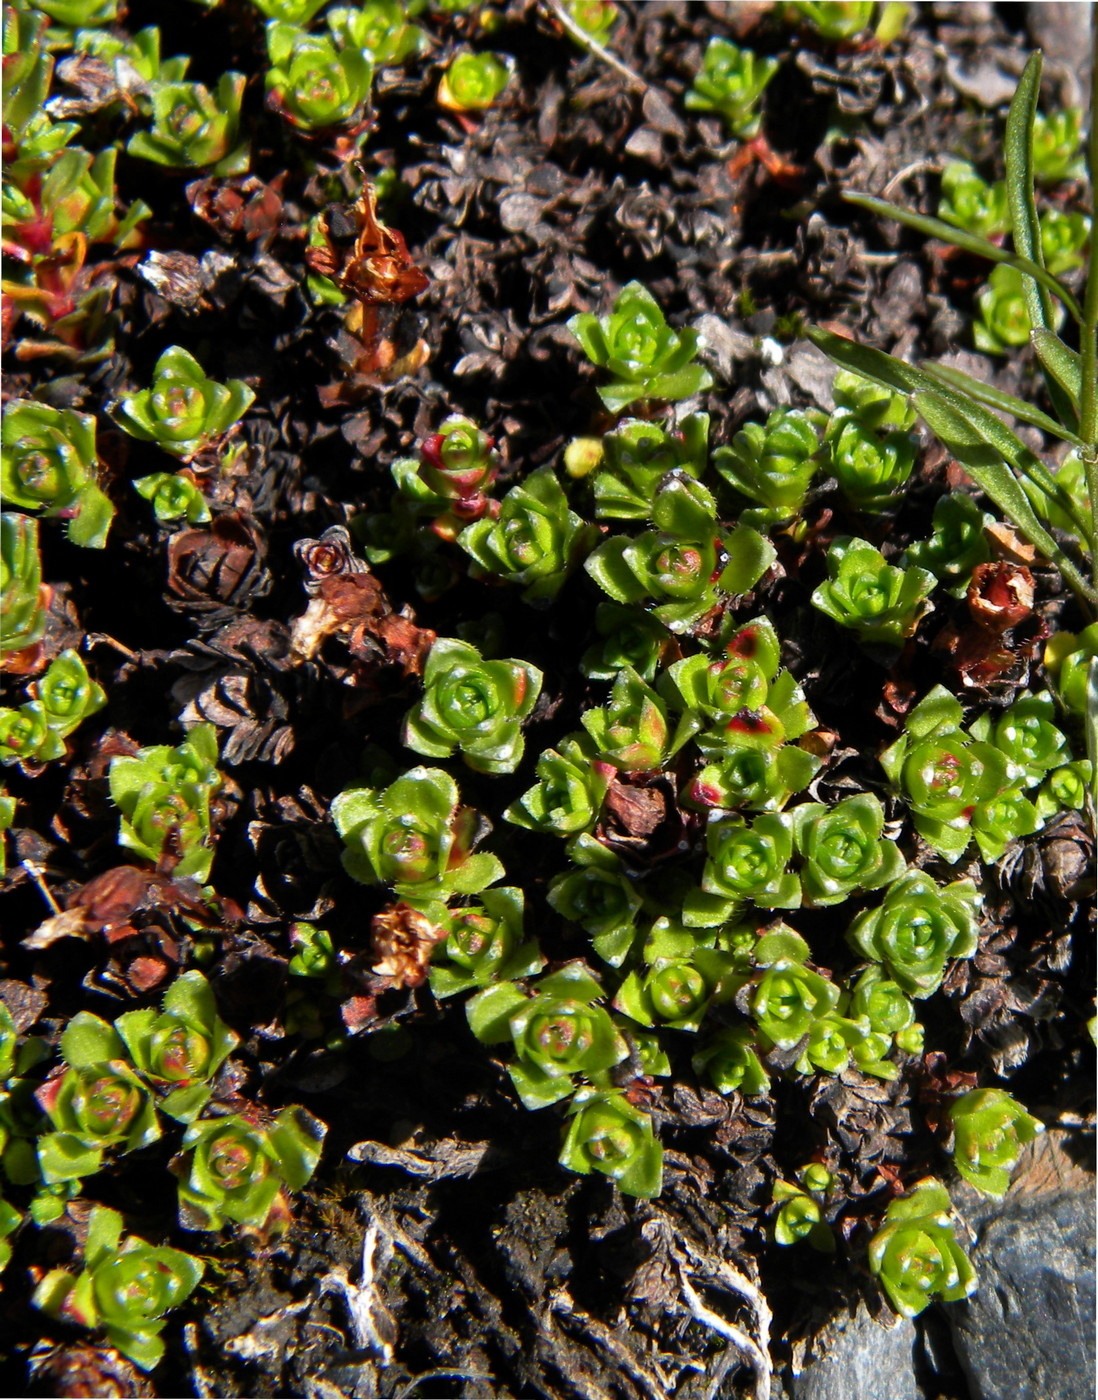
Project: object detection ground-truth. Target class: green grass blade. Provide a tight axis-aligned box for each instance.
[919,361,1084,448]
[1003,52,1081,431]
[843,192,1085,325]
[1031,329,1082,409]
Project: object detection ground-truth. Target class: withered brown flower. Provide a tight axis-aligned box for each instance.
[370,902,449,989]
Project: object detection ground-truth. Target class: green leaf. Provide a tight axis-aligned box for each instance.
[60,1012,124,1067]
[918,361,1083,450]
[65,483,115,549]
[466,981,528,1044]
[1030,329,1082,410]
[717,523,777,596]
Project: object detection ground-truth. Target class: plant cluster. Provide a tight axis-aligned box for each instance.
[2,970,325,1366]
[1,4,1092,1385]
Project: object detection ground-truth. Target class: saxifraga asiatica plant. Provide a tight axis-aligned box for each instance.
[32,1204,203,1371]
[0,648,107,765]
[867,1178,977,1318]
[107,722,223,882]
[1,400,113,548]
[331,765,504,905]
[948,1088,1044,1196]
[402,637,542,774]
[684,38,778,141]
[806,48,1098,805]
[126,74,250,173]
[112,346,255,462]
[265,23,373,134]
[568,280,714,414]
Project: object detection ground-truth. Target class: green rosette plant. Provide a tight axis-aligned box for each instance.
[590,413,708,520]
[948,1088,1044,1197]
[1,513,47,658]
[0,701,64,764]
[505,734,614,837]
[108,724,222,882]
[32,1205,203,1371]
[711,408,820,529]
[614,922,743,1033]
[567,281,714,414]
[785,1,875,41]
[437,51,513,113]
[684,38,777,140]
[811,537,935,649]
[825,416,918,513]
[902,493,992,596]
[747,927,840,1050]
[31,649,106,740]
[587,473,777,631]
[331,766,504,905]
[392,415,500,538]
[134,470,211,525]
[1,400,112,547]
[114,971,239,1123]
[1030,107,1085,184]
[868,1178,977,1318]
[830,369,919,434]
[1,650,106,764]
[693,1026,769,1096]
[561,0,619,45]
[177,1105,326,1232]
[772,1168,836,1251]
[791,793,906,908]
[113,346,255,461]
[848,965,922,1044]
[846,871,980,997]
[980,690,1071,786]
[938,162,1010,238]
[580,666,675,773]
[403,637,542,774]
[35,1012,160,1186]
[580,602,669,681]
[973,265,1039,355]
[126,74,249,174]
[458,466,596,603]
[879,686,1014,861]
[559,1089,662,1198]
[688,742,821,814]
[968,784,1040,863]
[691,811,800,924]
[546,835,642,967]
[429,888,544,998]
[1040,210,1090,275]
[467,963,628,1109]
[327,2,428,65]
[265,23,373,132]
[1036,759,1093,819]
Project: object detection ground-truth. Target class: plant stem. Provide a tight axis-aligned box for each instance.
[1081,13,1098,589]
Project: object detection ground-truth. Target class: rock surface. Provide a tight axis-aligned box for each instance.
[788,1304,920,1400]
[947,1132,1095,1400]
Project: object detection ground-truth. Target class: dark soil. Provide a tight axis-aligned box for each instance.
[2,3,1094,1399]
